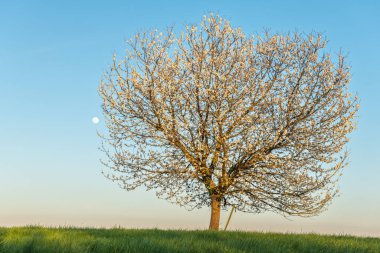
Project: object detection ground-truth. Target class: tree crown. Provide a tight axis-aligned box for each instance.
[99,14,358,217]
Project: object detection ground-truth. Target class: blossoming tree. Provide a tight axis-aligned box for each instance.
[99,14,358,230]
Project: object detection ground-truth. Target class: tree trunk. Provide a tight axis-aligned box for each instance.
[208,195,221,230]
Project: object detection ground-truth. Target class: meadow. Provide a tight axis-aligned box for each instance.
[0,227,379,253]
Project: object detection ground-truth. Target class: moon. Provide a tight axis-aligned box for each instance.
[92,117,100,124]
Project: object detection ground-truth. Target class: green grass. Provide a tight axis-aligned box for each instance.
[0,227,379,253]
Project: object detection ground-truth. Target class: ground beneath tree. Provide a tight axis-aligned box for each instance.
[0,227,379,253]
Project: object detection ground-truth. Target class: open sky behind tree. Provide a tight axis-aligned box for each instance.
[0,0,379,236]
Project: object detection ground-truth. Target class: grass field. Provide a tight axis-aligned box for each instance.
[0,227,379,253]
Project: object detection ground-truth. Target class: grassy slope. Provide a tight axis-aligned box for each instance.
[0,227,379,253]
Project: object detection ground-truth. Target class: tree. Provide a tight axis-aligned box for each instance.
[99,14,358,230]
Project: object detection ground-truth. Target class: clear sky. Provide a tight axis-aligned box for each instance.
[1,0,379,236]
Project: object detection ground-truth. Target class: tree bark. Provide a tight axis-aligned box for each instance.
[208,195,221,230]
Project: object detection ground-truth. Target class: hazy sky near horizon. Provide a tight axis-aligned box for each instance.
[1,0,380,236]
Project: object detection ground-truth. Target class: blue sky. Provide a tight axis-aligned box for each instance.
[1,0,379,236]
